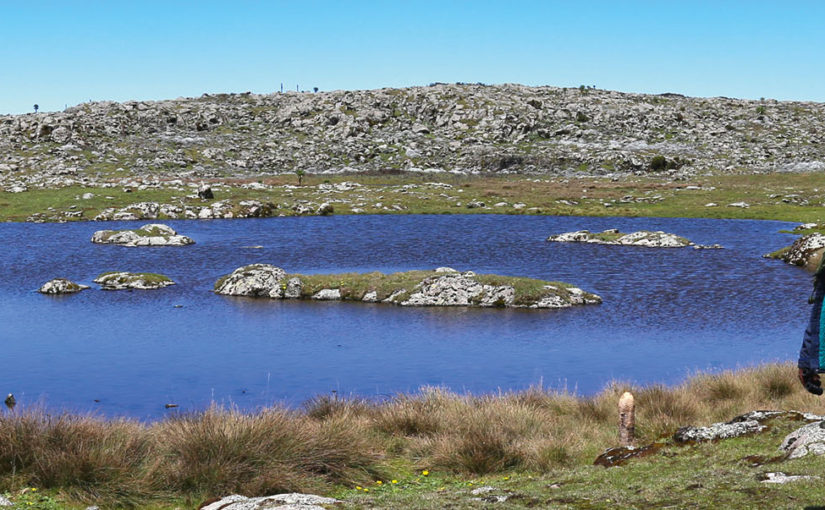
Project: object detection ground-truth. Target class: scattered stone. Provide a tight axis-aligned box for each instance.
[94,272,175,290]
[760,472,819,484]
[91,223,195,247]
[317,202,334,215]
[197,184,214,199]
[727,201,750,208]
[312,288,341,300]
[0,495,12,507]
[38,278,89,294]
[780,420,825,459]
[200,493,341,510]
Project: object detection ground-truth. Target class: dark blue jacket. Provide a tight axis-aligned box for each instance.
[800,274,825,372]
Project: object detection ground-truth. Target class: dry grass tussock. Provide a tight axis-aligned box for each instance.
[0,363,823,506]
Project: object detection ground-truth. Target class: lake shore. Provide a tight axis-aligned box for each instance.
[1,362,824,509]
[3,172,825,224]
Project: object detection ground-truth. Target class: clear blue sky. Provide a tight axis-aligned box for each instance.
[2,1,823,114]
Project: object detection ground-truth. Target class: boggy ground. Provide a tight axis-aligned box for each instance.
[2,363,825,509]
[4,172,825,225]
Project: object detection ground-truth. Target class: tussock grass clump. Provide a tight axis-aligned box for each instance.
[0,411,154,506]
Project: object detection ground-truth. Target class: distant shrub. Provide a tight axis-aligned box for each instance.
[575,111,589,123]
[649,155,668,171]
[756,105,767,115]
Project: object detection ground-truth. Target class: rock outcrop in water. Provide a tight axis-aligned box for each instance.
[214,264,601,309]
[91,223,194,246]
[2,83,824,196]
[547,229,695,248]
[765,233,825,270]
[94,272,175,290]
[38,278,89,294]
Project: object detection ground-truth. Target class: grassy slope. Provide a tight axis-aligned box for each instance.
[3,173,825,224]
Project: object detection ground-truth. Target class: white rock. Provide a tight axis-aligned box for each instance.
[312,288,341,300]
[214,264,286,297]
[38,278,89,294]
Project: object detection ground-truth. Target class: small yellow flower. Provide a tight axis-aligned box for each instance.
[364,488,369,492]
[30,488,37,492]
[503,476,510,481]
[391,479,398,484]
[376,480,383,485]
[355,486,362,490]
[422,470,429,476]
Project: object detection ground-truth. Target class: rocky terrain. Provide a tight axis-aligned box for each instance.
[2,83,824,196]
[214,265,601,308]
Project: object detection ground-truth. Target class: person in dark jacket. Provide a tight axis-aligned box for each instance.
[799,255,825,395]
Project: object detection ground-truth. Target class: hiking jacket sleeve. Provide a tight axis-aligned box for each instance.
[799,276,825,371]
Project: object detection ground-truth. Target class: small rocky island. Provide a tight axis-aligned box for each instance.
[91,223,194,247]
[38,278,89,295]
[547,229,721,249]
[94,272,175,290]
[214,264,601,308]
[765,233,825,270]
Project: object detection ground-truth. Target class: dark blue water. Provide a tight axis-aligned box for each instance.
[0,215,809,419]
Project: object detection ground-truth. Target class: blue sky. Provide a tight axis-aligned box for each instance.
[2,1,823,114]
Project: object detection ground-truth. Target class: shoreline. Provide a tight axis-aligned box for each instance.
[0,362,823,508]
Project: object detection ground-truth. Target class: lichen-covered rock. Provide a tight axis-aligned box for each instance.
[547,229,693,248]
[780,420,825,459]
[91,223,194,247]
[214,264,286,297]
[673,420,765,443]
[200,493,341,510]
[94,272,175,290]
[38,278,89,294]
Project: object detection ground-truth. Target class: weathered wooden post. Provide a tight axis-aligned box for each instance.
[619,391,635,446]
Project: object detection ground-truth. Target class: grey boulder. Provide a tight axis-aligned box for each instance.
[38,278,89,294]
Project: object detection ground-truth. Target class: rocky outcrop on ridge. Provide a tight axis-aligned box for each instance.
[214,264,601,309]
[200,493,341,510]
[2,83,824,194]
[94,272,175,290]
[91,223,194,246]
[547,229,698,248]
[38,278,89,294]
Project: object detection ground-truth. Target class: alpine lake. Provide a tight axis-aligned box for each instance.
[0,214,810,419]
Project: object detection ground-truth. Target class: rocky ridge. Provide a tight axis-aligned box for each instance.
[2,83,824,194]
[214,264,601,308]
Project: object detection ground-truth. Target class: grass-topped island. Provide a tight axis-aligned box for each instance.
[214,265,602,309]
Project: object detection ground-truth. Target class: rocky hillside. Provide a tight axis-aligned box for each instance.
[1,83,824,191]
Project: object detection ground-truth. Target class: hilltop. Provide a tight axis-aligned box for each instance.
[2,83,824,189]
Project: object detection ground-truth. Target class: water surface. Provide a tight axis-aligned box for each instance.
[0,215,808,418]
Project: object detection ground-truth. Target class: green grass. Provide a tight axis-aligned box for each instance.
[3,173,825,224]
